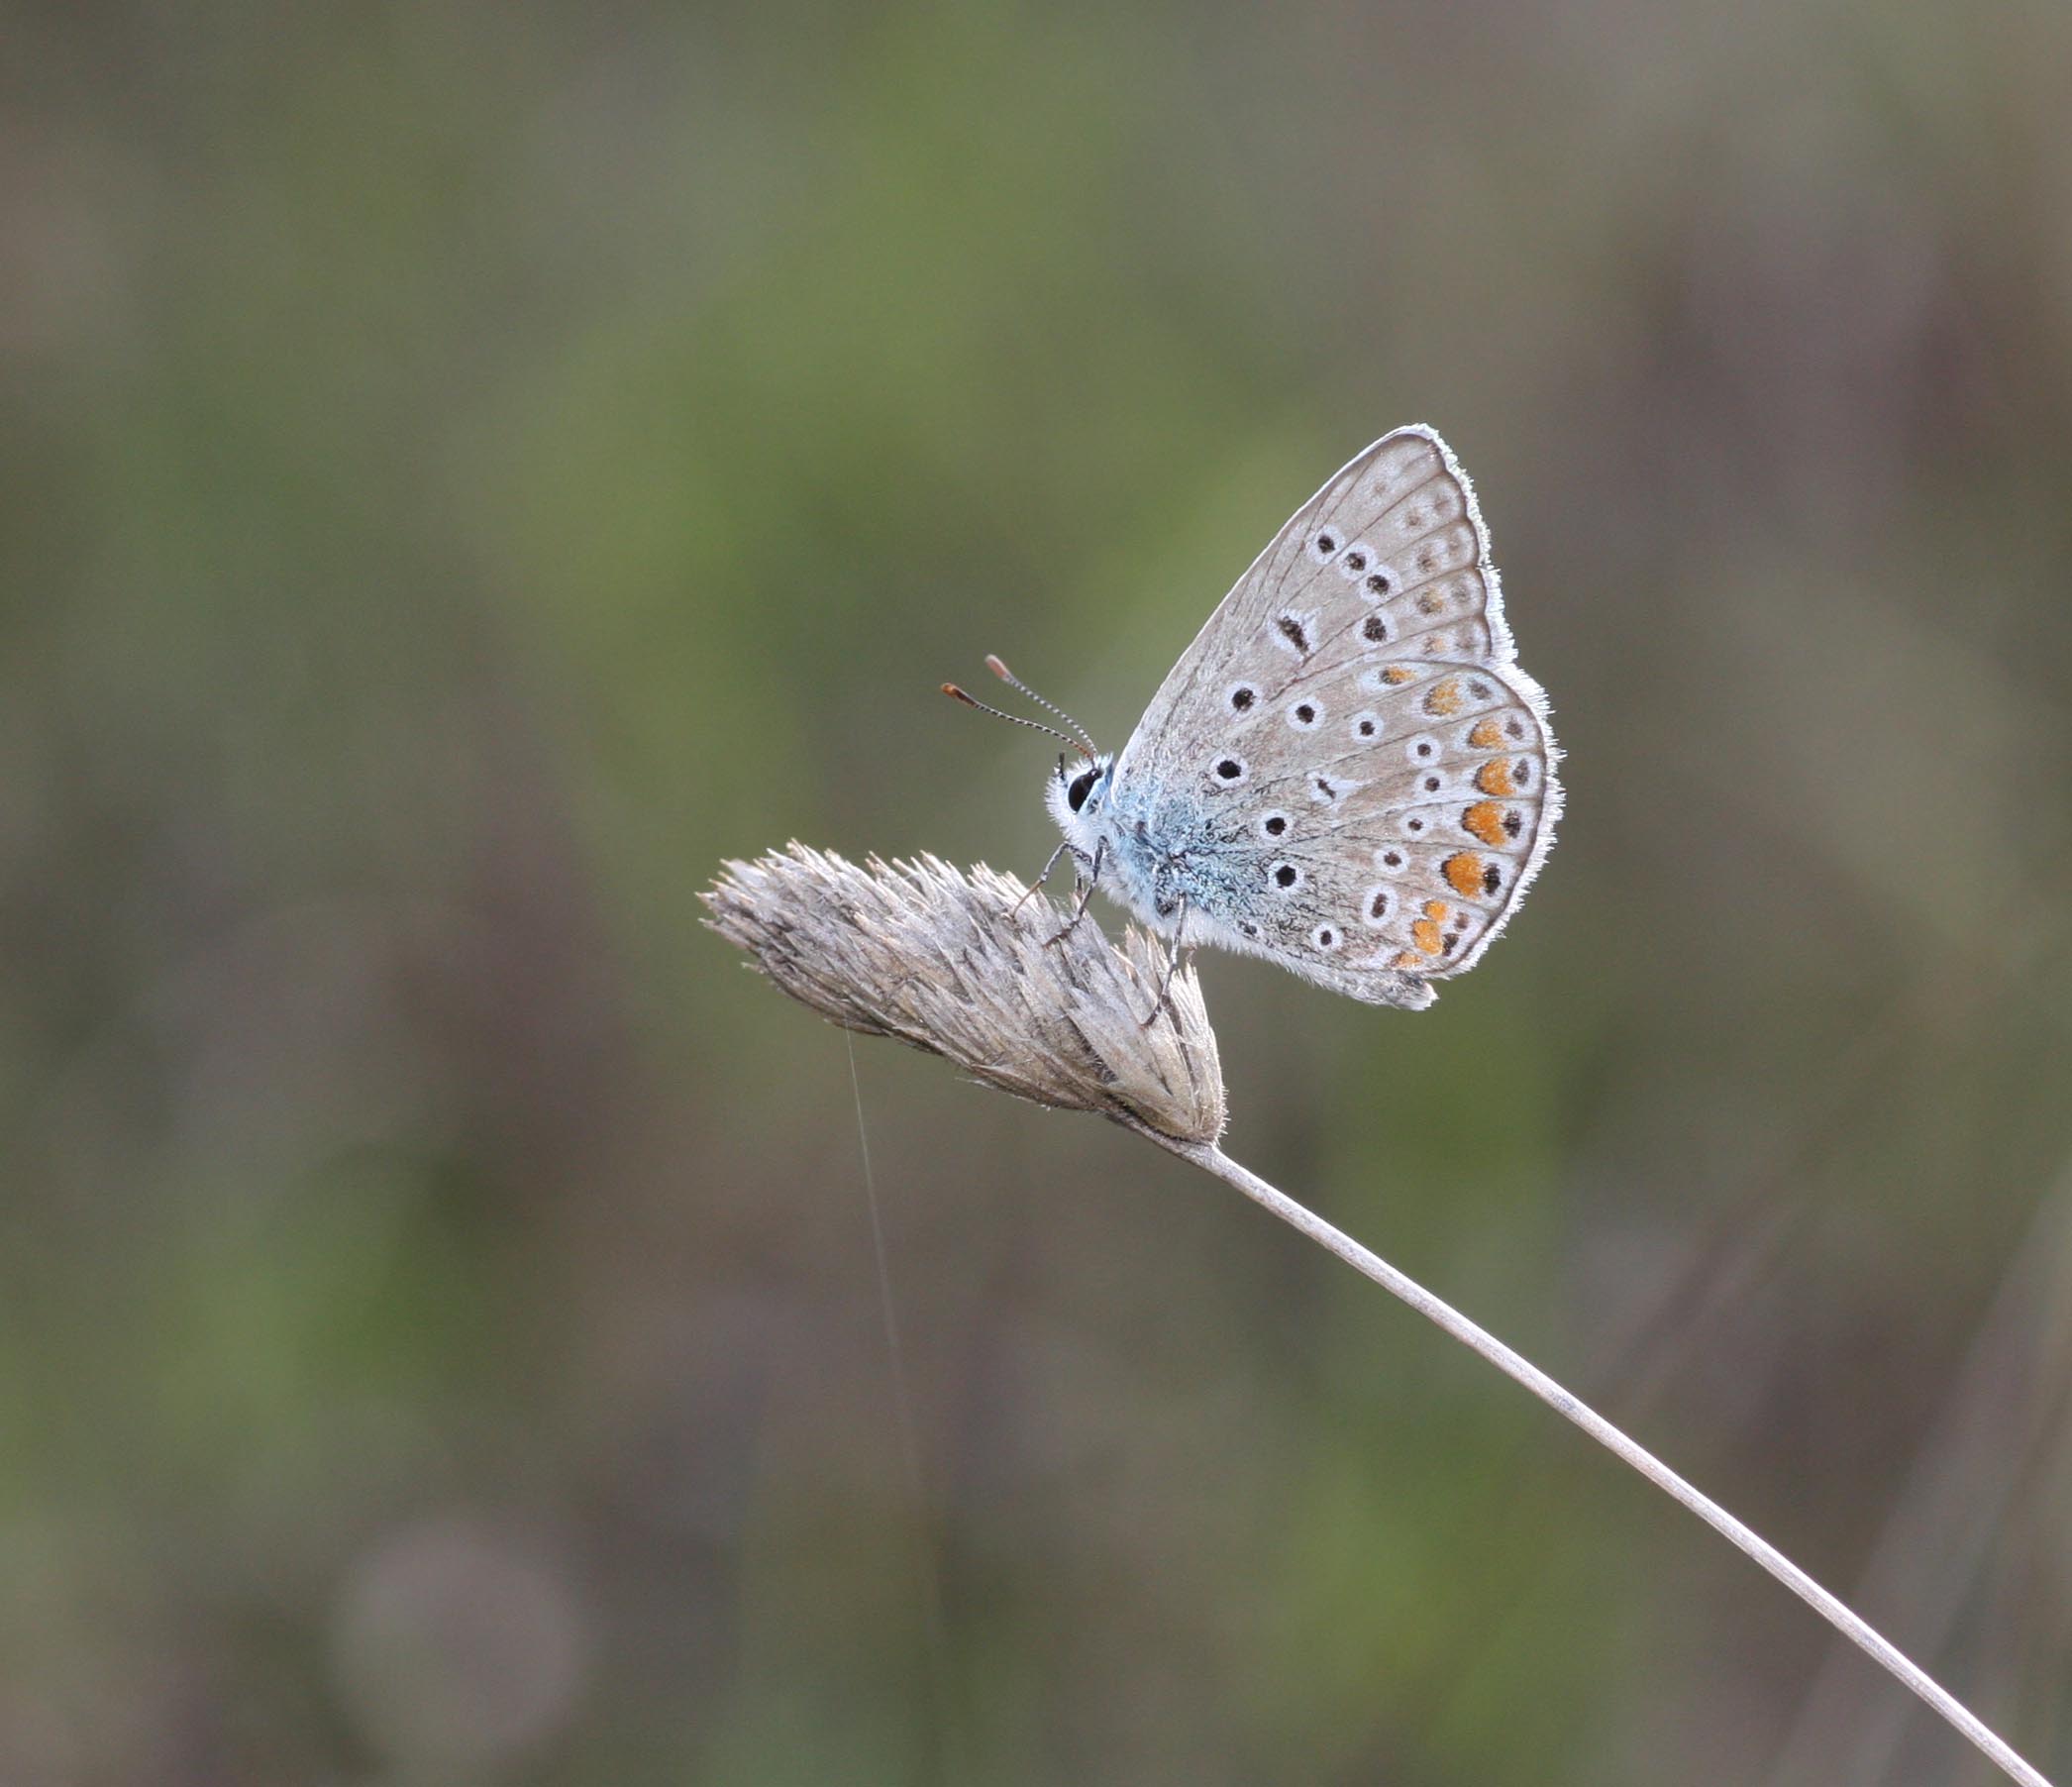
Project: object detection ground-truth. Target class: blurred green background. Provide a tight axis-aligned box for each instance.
[6,1,2071,1781]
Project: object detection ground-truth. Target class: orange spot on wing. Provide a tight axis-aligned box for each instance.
[1476,758,1518,796]
[1422,898,1449,923]
[1410,918,1444,955]
[1390,951,1425,971]
[1468,718,1503,750]
[1462,800,1506,845]
[1424,677,1463,716]
[1381,665,1415,685]
[1443,853,1484,896]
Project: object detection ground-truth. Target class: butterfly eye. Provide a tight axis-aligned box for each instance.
[1066,767,1099,812]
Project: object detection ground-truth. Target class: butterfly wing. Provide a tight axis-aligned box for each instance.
[1110,427,1560,1006]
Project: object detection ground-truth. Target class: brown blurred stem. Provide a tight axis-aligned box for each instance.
[1133,1124,2052,1787]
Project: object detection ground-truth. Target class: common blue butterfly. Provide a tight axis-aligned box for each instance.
[951,427,1560,1009]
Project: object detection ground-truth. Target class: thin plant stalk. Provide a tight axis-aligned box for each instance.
[1138,1128,2050,1787]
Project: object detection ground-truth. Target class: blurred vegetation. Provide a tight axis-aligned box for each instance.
[3,1,2070,1781]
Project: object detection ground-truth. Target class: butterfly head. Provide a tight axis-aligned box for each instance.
[943,657,1112,849]
[1046,752,1113,847]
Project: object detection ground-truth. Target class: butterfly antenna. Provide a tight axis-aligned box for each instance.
[984,655,1098,756]
[942,683,1095,759]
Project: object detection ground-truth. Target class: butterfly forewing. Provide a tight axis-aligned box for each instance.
[1112,426,1559,1004]
[1121,429,1508,777]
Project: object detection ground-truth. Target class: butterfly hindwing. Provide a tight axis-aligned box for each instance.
[1109,427,1559,1005]
[1225,658,1555,991]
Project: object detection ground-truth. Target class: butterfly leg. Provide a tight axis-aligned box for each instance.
[1139,897,1191,1027]
[1044,840,1104,947]
[1012,841,1074,917]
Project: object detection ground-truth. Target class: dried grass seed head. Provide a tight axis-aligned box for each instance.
[702,845,1225,1144]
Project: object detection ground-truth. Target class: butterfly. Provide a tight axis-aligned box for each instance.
[947,427,1560,1009]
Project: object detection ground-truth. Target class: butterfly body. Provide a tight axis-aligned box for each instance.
[1040,425,1559,1010]
[1051,759,1264,950]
